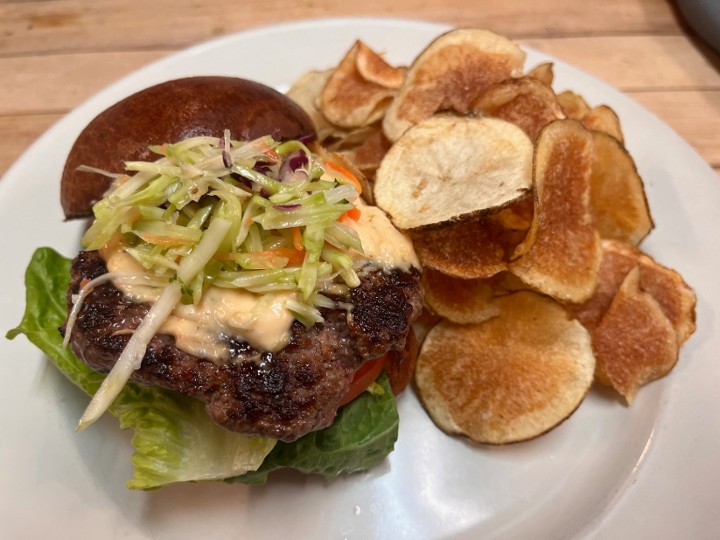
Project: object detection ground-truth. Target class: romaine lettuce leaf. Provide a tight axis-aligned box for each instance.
[6,247,399,489]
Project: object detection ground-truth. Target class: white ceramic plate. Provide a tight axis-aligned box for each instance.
[1,18,718,539]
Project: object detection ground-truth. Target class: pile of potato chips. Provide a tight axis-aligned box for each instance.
[287,28,697,444]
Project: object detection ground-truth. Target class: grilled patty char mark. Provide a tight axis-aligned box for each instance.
[64,250,422,441]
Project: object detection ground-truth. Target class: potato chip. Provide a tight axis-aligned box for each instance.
[470,76,565,140]
[286,69,380,149]
[487,270,533,294]
[556,90,591,119]
[592,267,679,403]
[566,240,638,332]
[339,128,392,181]
[421,268,500,324]
[587,240,696,337]
[320,40,401,129]
[323,124,378,150]
[510,119,601,303]
[375,115,533,230]
[415,291,595,444]
[286,69,334,131]
[569,240,697,346]
[589,130,653,245]
[582,104,625,143]
[631,254,697,346]
[355,42,405,89]
[382,28,526,141]
[526,62,554,86]
[491,196,534,231]
[412,309,442,348]
[411,218,514,279]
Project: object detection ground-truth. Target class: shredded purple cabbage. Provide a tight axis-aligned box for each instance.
[274,203,301,211]
[278,150,309,183]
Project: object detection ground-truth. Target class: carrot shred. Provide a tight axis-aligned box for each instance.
[136,233,196,247]
[325,160,363,195]
[276,247,306,267]
[340,206,362,223]
[257,247,305,267]
[212,252,236,262]
[292,226,304,251]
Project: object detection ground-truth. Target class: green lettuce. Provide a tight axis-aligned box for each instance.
[234,374,397,485]
[6,247,398,489]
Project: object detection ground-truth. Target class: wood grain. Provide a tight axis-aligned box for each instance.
[522,36,720,90]
[0,0,680,56]
[0,50,168,115]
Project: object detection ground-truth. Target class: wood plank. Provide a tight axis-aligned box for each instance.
[627,90,720,166]
[0,0,681,57]
[0,113,63,176]
[522,35,720,90]
[0,50,168,115]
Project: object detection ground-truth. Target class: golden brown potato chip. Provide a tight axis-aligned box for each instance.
[415,291,595,444]
[491,196,534,231]
[286,69,334,131]
[486,270,533,295]
[631,256,697,346]
[411,217,526,279]
[569,240,696,347]
[339,128,392,181]
[583,241,696,337]
[582,104,625,144]
[470,76,565,140]
[556,90,591,119]
[421,268,500,324]
[355,42,405,89]
[320,40,400,129]
[566,240,638,332]
[526,62,554,86]
[592,267,679,403]
[589,130,653,245]
[322,124,379,150]
[286,69,379,149]
[555,90,624,142]
[382,28,526,141]
[510,119,601,303]
[412,310,443,348]
[375,115,533,230]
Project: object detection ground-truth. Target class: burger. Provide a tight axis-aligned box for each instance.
[10,76,423,488]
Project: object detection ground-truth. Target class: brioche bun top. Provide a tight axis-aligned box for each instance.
[61,76,315,219]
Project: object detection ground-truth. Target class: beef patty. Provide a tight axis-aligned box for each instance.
[63,250,423,441]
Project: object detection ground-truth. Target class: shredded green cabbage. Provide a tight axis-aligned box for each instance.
[82,132,364,313]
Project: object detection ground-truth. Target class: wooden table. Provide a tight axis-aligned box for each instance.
[1,0,718,179]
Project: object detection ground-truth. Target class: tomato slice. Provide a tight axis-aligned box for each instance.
[339,355,387,406]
